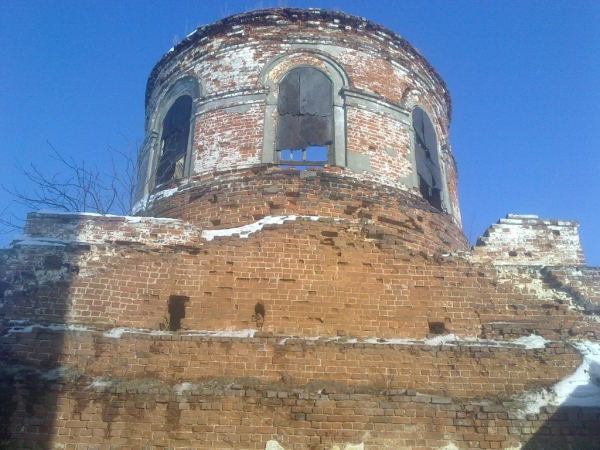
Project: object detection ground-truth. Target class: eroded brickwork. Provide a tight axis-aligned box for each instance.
[472,214,585,266]
[1,7,599,450]
[138,8,459,223]
[3,374,598,450]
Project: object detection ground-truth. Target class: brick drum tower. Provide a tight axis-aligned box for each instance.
[1,8,599,450]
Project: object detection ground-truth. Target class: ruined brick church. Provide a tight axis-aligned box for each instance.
[1,8,599,450]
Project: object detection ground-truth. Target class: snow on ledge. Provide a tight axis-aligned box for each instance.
[102,327,258,339]
[35,209,180,223]
[513,334,549,349]
[7,235,69,248]
[2,322,93,335]
[131,187,179,214]
[3,324,550,351]
[201,215,319,241]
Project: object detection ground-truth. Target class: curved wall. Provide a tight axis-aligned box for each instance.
[136,8,462,226]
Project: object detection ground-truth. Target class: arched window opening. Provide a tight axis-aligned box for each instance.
[276,67,333,167]
[413,107,442,210]
[156,95,193,185]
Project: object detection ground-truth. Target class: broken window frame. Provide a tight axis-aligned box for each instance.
[155,95,194,186]
[275,66,334,167]
[412,106,443,210]
[137,76,200,200]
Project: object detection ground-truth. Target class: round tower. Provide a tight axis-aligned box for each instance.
[135,8,468,254]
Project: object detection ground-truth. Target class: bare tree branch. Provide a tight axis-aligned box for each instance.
[0,140,143,239]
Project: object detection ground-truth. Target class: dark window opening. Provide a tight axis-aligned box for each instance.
[168,295,188,332]
[253,302,265,329]
[413,107,442,210]
[156,95,193,185]
[429,322,446,335]
[276,67,332,167]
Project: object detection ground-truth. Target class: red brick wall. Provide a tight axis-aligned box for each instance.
[1,330,580,398]
[0,332,596,450]
[193,105,264,174]
[473,214,586,266]
[2,208,598,341]
[142,8,456,218]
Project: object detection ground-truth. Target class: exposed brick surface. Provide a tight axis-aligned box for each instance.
[473,214,585,266]
[3,210,598,340]
[2,373,599,450]
[1,7,599,449]
[140,7,459,222]
[0,330,581,399]
[144,167,467,255]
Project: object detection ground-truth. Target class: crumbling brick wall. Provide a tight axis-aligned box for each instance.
[0,331,596,450]
[139,8,460,222]
[2,207,598,340]
[472,214,586,266]
[2,7,600,450]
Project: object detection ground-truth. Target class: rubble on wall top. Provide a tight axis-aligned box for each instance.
[499,213,579,228]
[507,214,539,219]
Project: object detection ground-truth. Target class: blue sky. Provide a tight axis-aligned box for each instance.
[1,1,599,265]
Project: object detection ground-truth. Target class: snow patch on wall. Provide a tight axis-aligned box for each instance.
[131,187,179,214]
[516,341,600,414]
[3,322,92,335]
[102,327,258,339]
[553,342,600,406]
[201,215,319,241]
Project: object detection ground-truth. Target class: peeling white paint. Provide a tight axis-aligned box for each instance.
[473,215,584,266]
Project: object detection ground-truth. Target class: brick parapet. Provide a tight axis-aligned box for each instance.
[472,214,585,266]
[21,212,202,249]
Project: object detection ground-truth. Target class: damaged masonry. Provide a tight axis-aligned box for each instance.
[1,7,599,450]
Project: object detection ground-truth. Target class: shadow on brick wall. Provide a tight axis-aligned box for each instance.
[522,384,600,449]
[0,235,81,448]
